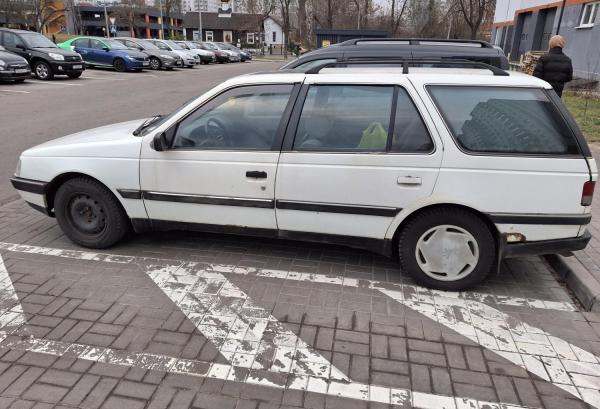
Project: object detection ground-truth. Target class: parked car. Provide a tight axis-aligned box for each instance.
[0,45,31,83]
[58,37,149,72]
[0,28,84,80]
[280,38,510,71]
[220,43,252,62]
[147,39,197,67]
[194,41,230,63]
[10,62,596,290]
[212,42,242,62]
[175,41,215,64]
[114,37,182,70]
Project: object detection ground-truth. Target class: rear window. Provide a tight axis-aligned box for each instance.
[428,86,580,155]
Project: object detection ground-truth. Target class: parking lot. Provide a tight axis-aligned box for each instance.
[1,62,600,409]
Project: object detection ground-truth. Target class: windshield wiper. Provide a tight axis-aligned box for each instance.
[133,115,162,136]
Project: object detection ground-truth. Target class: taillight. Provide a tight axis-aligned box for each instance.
[582,181,595,206]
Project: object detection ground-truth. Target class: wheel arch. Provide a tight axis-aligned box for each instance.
[389,203,500,258]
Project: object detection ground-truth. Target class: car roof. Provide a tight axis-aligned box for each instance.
[0,28,36,34]
[224,68,551,89]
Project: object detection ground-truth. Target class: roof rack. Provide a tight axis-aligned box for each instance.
[305,58,509,76]
[339,38,494,48]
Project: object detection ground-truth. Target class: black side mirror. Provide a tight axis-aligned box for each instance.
[153,132,169,151]
[16,44,26,50]
[103,46,110,51]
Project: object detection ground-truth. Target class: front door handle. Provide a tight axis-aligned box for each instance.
[397,175,422,185]
[246,171,267,179]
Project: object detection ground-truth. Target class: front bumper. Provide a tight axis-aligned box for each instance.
[502,231,591,258]
[49,60,85,74]
[10,177,51,216]
[0,69,31,81]
[126,59,150,70]
[161,58,179,67]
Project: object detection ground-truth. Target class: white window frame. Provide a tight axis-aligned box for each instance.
[579,1,599,27]
[247,32,255,44]
[205,31,214,41]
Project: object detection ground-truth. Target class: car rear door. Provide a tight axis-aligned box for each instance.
[275,75,443,241]
[72,38,93,63]
[139,83,299,232]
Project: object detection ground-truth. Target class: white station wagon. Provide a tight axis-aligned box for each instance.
[11,63,597,290]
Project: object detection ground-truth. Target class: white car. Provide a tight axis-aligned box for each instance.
[175,41,215,64]
[148,39,197,67]
[11,63,597,290]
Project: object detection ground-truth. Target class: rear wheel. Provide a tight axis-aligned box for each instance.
[113,58,126,72]
[54,177,129,249]
[33,61,53,80]
[149,57,161,70]
[398,208,496,290]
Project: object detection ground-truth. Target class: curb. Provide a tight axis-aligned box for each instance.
[545,253,600,311]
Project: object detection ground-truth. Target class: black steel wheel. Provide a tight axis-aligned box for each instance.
[113,58,126,72]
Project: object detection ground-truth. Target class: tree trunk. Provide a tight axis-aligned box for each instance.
[297,0,307,47]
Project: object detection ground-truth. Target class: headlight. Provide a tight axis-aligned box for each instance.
[48,52,64,61]
[160,54,173,59]
[126,55,137,61]
[0,61,5,71]
[15,160,21,177]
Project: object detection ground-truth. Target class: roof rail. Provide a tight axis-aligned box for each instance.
[339,38,494,48]
[305,58,509,76]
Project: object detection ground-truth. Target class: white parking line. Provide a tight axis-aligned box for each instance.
[82,76,127,81]
[0,90,30,94]
[0,251,536,409]
[31,81,82,87]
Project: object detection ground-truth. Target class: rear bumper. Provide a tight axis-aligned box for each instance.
[503,231,591,258]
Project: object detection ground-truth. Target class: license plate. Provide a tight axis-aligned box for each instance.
[143,62,149,66]
[15,69,29,74]
[72,65,82,69]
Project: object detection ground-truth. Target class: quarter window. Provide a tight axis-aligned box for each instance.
[580,2,599,26]
[428,86,580,155]
[172,85,293,150]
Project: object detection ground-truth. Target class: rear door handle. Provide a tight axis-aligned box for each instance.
[397,176,422,185]
[246,171,267,179]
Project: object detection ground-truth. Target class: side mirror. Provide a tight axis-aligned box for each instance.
[153,132,169,151]
[16,44,26,50]
[102,46,110,51]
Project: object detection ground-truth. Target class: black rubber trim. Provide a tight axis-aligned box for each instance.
[26,202,52,216]
[117,189,142,200]
[489,213,591,225]
[503,231,591,258]
[276,200,400,217]
[143,191,275,209]
[10,177,47,195]
[130,218,393,256]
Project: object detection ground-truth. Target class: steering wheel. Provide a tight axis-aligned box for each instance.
[201,117,230,147]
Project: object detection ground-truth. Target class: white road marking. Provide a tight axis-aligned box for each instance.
[0,251,536,409]
[82,76,127,81]
[0,90,30,94]
[31,81,82,86]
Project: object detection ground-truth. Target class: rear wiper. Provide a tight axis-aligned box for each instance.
[133,115,162,136]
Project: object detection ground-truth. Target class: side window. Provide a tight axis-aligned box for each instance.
[125,40,138,49]
[72,38,89,48]
[172,84,293,150]
[3,32,24,48]
[293,85,394,152]
[428,86,580,155]
[154,41,169,50]
[391,89,434,153]
[90,39,105,50]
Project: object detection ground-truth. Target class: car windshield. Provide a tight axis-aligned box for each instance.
[201,42,218,50]
[137,40,158,50]
[22,33,57,48]
[176,42,190,49]
[164,40,183,50]
[185,42,198,49]
[105,39,128,50]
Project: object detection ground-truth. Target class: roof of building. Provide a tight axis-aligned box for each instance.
[184,12,263,31]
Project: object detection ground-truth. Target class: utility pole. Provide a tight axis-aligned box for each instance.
[197,0,203,41]
[102,1,109,38]
[556,0,567,34]
[159,0,164,39]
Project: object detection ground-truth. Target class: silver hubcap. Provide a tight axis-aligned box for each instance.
[151,59,160,69]
[36,64,48,78]
[415,225,479,282]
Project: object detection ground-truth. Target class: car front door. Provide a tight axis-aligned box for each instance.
[90,39,111,65]
[140,83,298,231]
[275,78,443,241]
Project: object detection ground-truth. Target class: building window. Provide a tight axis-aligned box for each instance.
[272,31,276,42]
[580,1,599,27]
[247,32,255,44]
[205,31,213,41]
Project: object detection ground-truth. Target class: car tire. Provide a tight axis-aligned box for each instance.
[398,207,496,291]
[149,57,161,70]
[14,79,25,83]
[54,177,129,249]
[113,58,126,72]
[33,61,53,80]
[67,72,82,79]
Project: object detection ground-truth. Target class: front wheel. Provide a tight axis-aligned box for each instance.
[54,177,129,248]
[113,58,126,72]
[398,208,496,290]
[33,61,53,80]
[149,57,161,70]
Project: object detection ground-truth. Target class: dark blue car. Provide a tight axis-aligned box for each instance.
[59,37,149,72]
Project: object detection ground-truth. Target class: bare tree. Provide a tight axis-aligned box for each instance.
[296,0,308,46]
[278,0,293,58]
[115,0,146,37]
[389,0,408,35]
[454,0,493,39]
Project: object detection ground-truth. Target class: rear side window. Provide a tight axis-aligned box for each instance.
[72,38,89,48]
[428,86,580,155]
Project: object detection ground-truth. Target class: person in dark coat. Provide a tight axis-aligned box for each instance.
[532,35,573,97]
